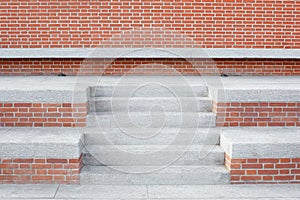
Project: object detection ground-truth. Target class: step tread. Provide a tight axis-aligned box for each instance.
[82,165,229,174]
[89,96,211,101]
[89,112,216,116]
[80,165,230,185]
[84,144,223,153]
[83,127,220,145]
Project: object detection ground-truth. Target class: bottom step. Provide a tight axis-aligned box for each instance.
[81,165,230,185]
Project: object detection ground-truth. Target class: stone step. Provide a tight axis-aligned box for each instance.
[80,165,230,185]
[88,97,212,112]
[90,84,208,97]
[87,112,216,128]
[83,145,224,166]
[84,128,220,145]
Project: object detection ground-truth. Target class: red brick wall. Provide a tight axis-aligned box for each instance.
[214,102,300,127]
[0,154,82,184]
[225,154,300,184]
[1,58,300,76]
[0,0,299,48]
[0,102,87,127]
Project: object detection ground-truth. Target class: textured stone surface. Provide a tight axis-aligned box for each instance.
[220,127,300,158]
[83,145,224,166]
[81,165,230,185]
[208,76,300,102]
[84,128,220,145]
[0,128,83,158]
[1,48,300,58]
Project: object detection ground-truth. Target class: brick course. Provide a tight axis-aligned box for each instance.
[225,154,300,184]
[0,0,299,48]
[0,154,82,184]
[0,102,87,127]
[1,58,300,76]
[213,101,300,127]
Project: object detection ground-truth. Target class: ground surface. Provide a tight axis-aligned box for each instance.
[0,184,299,199]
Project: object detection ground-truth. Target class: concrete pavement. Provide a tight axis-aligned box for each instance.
[0,184,299,199]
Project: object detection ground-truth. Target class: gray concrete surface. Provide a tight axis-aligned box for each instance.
[220,127,300,158]
[207,76,300,102]
[80,165,230,185]
[83,145,224,166]
[0,128,83,158]
[89,97,212,112]
[83,128,220,145]
[1,48,300,58]
[87,112,216,128]
[0,184,300,199]
[0,76,299,103]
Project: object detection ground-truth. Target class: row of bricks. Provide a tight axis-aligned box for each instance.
[0,103,87,108]
[217,122,300,127]
[0,175,80,184]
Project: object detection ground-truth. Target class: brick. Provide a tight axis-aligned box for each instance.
[14,169,35,175]
[274,176,294,181]
[280,170,290,174]
[12,159,34,163]
[46,159,68,164]
[32,176,52,181]
[241,176,262,181]
[276,164,296,169]
[280,158,291,163]
[31,164,52,169]
[258,170,278,175]
[259,158,280,163]
[48,169,68,175]
[263,176,273,181]
[291,169,300,174]
[231,159,247,164]
[242,164,263,169]
[231,170,245,175]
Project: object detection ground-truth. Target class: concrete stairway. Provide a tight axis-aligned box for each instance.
[81,77,229,185]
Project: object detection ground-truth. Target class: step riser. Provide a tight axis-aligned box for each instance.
[87,114,216,128]
[83,150,224,166]
[80,167,230,185]
[90,85,208,97]
[89,98,212,112]
[84,130,220,145]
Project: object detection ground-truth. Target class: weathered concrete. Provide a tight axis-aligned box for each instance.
[80,165,230,185]
[83,145,224,166]
[207,76,300,102]
[1,48,300,58]
[1,184,300,199]
[0,128,83,158]
[87,112,216,128]
[220,127,300,158]
[84,128,220,145]
[0,76,299,103]
[89,97,212,112]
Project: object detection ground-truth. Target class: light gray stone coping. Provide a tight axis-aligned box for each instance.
[1,48,300,58]
[0,76,300,103]
[207,76,300,102]
[220,127,300,158]
[0,76,88,103]
[0,128,84,158]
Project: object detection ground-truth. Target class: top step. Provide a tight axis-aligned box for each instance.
[90,76,208,97]
[90,85,208,97]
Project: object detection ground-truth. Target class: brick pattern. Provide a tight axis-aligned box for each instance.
[1,58,300,76]
[0,102,87,127]
[0,154,82,184]
[213,102,300,127]
[0,0,299,48]
[225,154,300,184]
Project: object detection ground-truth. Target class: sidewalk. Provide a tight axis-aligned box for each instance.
[0,184,300,199]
